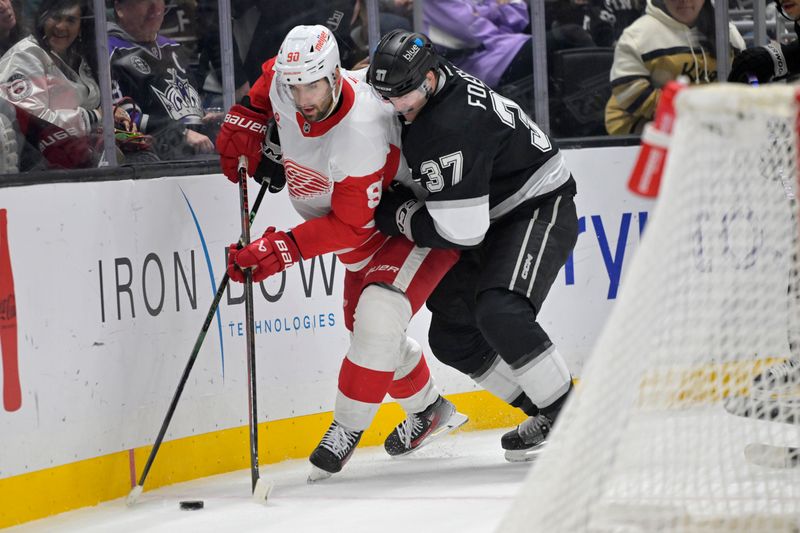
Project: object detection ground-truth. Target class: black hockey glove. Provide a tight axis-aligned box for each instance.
[728,42,800,83]
[253,118,285,193]
[375,182,423,239]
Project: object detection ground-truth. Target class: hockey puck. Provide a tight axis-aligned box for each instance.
[179,500,204,510]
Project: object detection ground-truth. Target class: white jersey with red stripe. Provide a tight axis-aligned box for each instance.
[249,59,408,271]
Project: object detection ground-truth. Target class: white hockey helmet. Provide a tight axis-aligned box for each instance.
[275,25,341,87]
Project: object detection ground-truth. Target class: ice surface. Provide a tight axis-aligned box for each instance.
[7,429,529,533]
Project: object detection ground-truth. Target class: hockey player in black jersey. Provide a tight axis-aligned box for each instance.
[367,30,579,461]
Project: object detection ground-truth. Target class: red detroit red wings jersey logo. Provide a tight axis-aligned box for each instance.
[284,159,332,199]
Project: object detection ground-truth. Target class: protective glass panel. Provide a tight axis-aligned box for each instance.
[421,0,535,117]
[0,0,110,173]
[106,0,212,163]
[545,0,644,138]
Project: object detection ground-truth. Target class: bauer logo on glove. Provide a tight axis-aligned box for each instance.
[223,114,268,134]
[227,227,302,283]
[216,100,270,182]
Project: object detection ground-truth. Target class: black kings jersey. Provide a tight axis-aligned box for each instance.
[108,23,203,158]
[401,61,574,249]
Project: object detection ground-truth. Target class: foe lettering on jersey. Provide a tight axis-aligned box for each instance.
[284,159,332,199]
[151,68,203,121]
[4,74,32,102]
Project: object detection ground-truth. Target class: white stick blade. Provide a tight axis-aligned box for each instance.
[252,478,273,504]
[126,485,143,507]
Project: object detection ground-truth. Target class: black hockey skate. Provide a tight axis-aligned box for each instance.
[384,396,469,457]
[723,395,799,426]
[724,357,800,425]
[308,421,364,482]
[752,357,800,393]
[501,413,553,462]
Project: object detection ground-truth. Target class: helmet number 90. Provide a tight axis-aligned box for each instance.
[287,52,301,62]
[419,151,463,193]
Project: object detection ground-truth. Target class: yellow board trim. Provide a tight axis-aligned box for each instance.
[0,390,525,528]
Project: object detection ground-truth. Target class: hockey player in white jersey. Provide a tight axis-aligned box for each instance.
[216,25,468,481]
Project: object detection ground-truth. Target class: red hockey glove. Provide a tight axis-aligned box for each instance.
[216,103,268,182]
[227,244,246,283]
[232,227,301,283]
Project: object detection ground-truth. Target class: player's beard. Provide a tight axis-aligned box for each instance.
[299,106,325,122]
[297,83,340,123]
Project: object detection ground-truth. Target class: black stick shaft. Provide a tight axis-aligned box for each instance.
[134,181,268,490]
[238,162,260,493]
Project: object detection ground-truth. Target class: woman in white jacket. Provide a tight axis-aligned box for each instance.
[604,0,744,135]
[0,0,132,169]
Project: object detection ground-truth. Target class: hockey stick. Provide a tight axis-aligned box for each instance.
[237,156,262,497]
[126,173,269,506]
[744,443,799,468]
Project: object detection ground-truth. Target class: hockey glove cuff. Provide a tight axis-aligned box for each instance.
[729,42,788,83]
[253,119,285,193]
[227,244,246,283]
[375,183,423,241]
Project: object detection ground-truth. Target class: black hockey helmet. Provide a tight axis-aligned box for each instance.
[367,30,439,98]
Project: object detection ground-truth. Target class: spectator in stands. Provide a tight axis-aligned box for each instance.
[0,0,25,58]
[423,0,601,115]
[547,0,612,47]
[379,0,413,32]
[605,0,744,135]
[728,0,800,83]
[193,0,253,109]
[192,0,362,112]
[598,0,646,44]
[159,0,199,62]
[109,0,214,160]
[0,0,135,169]
[423,0,534,90]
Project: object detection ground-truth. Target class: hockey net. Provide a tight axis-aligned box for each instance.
[500,84,800,532]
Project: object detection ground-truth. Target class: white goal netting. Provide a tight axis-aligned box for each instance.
[500,85,800,532]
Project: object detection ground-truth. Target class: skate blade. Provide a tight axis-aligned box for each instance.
[391,412,469,457]
[307,466,333,484]
[747,385,800,401]
[744,443,800,468]
[504,441,547,463]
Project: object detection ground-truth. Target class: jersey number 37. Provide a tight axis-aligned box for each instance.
[419,151,463,193]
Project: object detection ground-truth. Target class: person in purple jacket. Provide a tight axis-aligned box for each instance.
[423,0,532,90]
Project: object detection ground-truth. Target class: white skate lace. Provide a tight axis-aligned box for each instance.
[396,414,425,448]
[764,358,800,382]
[518,414,552,445]
[320,424,360,459]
